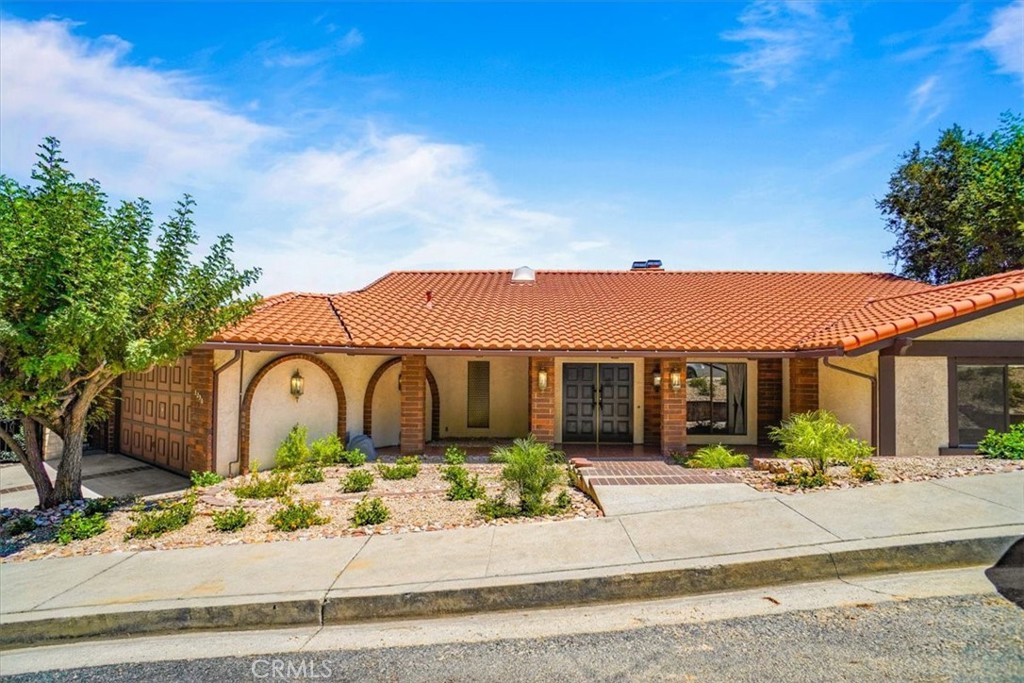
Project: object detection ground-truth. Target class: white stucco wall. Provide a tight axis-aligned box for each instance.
[427,356,529,439]
[369,363,435,447]
[894,356,949,456]
[819,353,877,443]
[918,304,1024,341]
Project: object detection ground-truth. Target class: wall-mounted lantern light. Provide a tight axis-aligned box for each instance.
[669,368,683,393]
[537,368,549,392]
[290,369,304,400]
[652,365,662,389]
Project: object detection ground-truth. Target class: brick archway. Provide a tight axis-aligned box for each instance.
[240,353,346,474]
[363,357,440,442]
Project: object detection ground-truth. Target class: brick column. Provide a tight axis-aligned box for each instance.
[400,355,427,454]
[757,358,783,446]
[529,357,556,443]
[660,357,687,456]
[186,350,215,473]
[789,358,819,415]
[643,358,662,449]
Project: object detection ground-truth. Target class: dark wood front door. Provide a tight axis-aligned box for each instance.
[562,363,633,443]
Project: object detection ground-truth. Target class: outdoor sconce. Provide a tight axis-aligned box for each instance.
[537,368,549,392]
[669,368,683,393]
[652,365,662,389]
[290,369,304,401]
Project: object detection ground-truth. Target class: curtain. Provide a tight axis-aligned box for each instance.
[726,363,747,434]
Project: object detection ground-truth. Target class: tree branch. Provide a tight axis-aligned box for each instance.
[0,424,28,462]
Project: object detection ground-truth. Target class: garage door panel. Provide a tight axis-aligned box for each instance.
[119,357,191,475]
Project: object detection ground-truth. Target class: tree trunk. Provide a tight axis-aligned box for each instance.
[49,409,85,505]
[2,418,55,509]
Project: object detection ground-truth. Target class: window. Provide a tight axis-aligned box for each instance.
[467,361,490,429]
[685,362,747,435]
[955,363,1024,445]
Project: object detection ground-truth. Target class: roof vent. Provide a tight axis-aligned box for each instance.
[631,259,664,271]
[511,266,536,282]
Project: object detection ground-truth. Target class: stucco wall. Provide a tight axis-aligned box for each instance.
[819,353,876,443]
[918,304,1024,341]
[370,363,436,447]
[894,356,949,456]
[426,356,529,439]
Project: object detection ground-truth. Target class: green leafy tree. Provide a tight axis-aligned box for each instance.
[0,138,260,508]
[878,112,1024,284]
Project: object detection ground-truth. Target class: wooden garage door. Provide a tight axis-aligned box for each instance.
[119,357,192,474]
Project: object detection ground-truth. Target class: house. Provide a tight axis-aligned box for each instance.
[107,264,1024,476]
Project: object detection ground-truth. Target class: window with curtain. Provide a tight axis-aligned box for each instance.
[467,361,490,429]
[956,363,1024,445]
[685,362,747,435]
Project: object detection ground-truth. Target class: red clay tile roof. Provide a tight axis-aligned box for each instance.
[209,269,1022,354]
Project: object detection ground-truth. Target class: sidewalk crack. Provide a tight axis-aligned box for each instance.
[30,552,138,611]
[774,498,845,542]
[483,525,497,578]
[617,518,645,563]
[926,478,1023,513]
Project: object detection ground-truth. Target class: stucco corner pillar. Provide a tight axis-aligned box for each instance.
[789,358,820,415]
[660,357,687,456]
[187,349,215,473]
[529,357,556,443]
[400,355,427,455]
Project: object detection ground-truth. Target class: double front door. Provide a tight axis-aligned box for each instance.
[562,363,633,443]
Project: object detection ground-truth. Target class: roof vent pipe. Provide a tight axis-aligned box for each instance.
[425,290,433,309]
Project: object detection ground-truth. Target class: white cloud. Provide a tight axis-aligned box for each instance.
[0,18,577,294]
[721,0,851,89]
[980,0,1024,84]
[907,75,947,125]
[259,27,364,68]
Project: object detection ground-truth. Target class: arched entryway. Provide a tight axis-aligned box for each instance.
[363,357,440,446]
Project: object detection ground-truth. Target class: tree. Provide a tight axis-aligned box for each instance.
[0,138,260,508]
[878,112,1024,284]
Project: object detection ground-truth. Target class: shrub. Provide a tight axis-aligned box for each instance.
[85,497,129,515]
[768,410,873,475]
[55,511,107,544]
[683,445,749,469]
[377,455,420,480]
[491,435,565,516]
[269,499,330,531]
[234,472,293,499]
[978,423,1024,460]
[554,489,572,510]
[850,460,881,482]
[275,424,311,469]
[773,466,830,489]
[341,469,374,493]
[441,464,486,501]
[444,445,467,465]
[294,461,325,484]
[190,470,224,488]
[341,448,367,468]
[351,497,390,526]
[211,505,254,532]
[6,515,36,536]
[668,451,689,466]
[476,494,520,520]
[125,495,195,539]
[310,433,344,465]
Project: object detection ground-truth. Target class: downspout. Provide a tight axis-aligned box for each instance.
[822,357,877,448]
[212,351,241,476]
[229,352,246,477]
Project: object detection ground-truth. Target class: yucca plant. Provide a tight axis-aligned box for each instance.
[490,435,565,516]
[768,410,873,475]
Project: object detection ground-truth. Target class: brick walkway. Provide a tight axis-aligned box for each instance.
[574,460,740,486]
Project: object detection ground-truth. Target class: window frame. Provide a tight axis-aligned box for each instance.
[466,360,490,429]
[948,357,1024,447]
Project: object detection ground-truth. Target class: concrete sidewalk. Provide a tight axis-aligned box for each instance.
[1,471,1021,648]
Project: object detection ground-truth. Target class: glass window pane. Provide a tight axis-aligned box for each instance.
[686,362,747,436]
[686,363,712,434]
[957,365,1006,445]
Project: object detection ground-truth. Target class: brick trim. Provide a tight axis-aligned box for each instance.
[756,358,783,446]
[643,358,662,448]
[186,350,215,474]
[400,355,427,454]
[660,357,687,456]
[529,357,555,443]
[239,353,347,474]
[363,357,439,441]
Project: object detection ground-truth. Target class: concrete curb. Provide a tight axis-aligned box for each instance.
[1,531,1019,650]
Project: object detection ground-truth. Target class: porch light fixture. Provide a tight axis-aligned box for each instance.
[537,368,549,392]
[669,368,683,393]
[290,369,304,401]
[652,365,662,389]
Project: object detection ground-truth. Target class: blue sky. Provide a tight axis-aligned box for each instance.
[1,2,1021,294]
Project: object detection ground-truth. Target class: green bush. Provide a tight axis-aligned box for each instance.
[978,423,1024,460]
[351,497,390,526]
[211,505,254,532]
[850,460,881,482]
[768,410,873,475]
[190,470,224,488]
[55,511,107,544]
[275,424,311,469]
[341,448,367,468]
[554,489,572,510]
[5,515,37,536]
[341,469,374,493]
[269,499,330,531]
[125,495,195,539]
[668,451,689,466]
[773,466,830,489]
[84,497,130,515]
[683,445,749,469]
[377,455,421,480]
[310,433,344,465]
[294,461,325,484]
[476,494,521,520]
[491,435,565,516]
[234,472,293,499]
[444,445,467,465]
[441,464,486,501]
